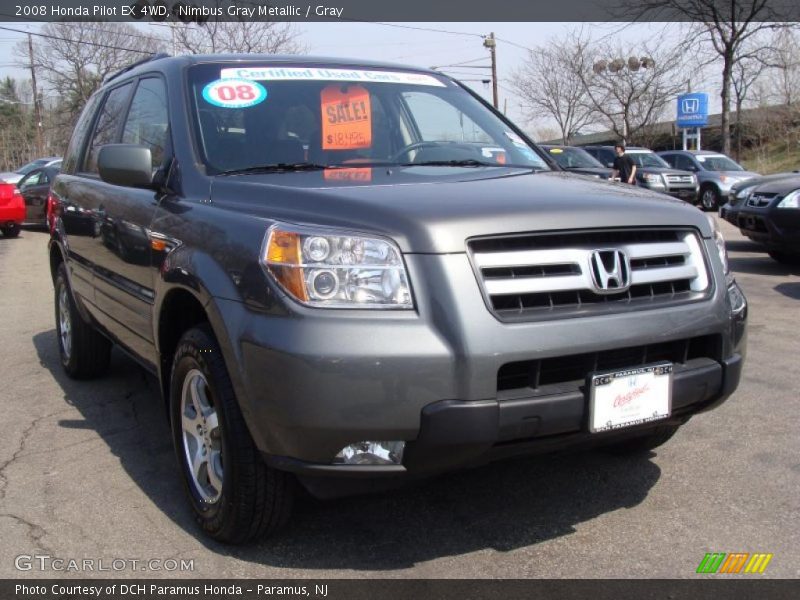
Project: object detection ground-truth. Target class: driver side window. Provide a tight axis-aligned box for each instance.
[401,92,491,143]
[20,170,43,189]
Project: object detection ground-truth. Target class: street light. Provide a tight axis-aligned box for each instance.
[592,56,655,143]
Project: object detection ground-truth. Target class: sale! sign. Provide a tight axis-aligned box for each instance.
[321,85,372,151]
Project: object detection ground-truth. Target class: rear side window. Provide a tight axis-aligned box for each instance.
[122,77,169,169]
[84,82,133,174]
[62,94,102,173]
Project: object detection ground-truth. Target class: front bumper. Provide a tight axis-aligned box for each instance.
[268,353,743,489]
[736,207,800,252]
[211,250,747,492]
[665,186,699,202]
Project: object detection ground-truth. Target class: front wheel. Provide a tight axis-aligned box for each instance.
[170,325,294,543]
[1,224,21,238]
[700,185,720,211]
[768,251,800,265]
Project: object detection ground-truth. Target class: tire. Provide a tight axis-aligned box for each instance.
[768,251,800,265]
[54,263,112,379]
[1,224,21,238]
[699,185,720,211]
[602,424,681,455]
[170,324,294,544]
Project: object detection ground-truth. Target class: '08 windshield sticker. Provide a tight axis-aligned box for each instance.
[220,67,446,87]
[202,78,267,108]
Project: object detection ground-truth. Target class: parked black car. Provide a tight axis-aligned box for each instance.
[734,175,800,264]
[721,170,800,226]
[540,145,613,179]
[17,165,60,227]
[49,54,746,543]
[583,145,699,204]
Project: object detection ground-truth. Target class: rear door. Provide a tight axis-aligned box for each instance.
[88,76,170,366]
[18,168,48,222]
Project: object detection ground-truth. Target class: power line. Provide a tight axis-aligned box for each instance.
[0,14,169,46]
[0,24,155,55]
[495,37,535,53]
[431,57,491,69]
[368,22,485,38]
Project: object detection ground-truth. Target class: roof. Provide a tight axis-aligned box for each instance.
[107,53,440,84]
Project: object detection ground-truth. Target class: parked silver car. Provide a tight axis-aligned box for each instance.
[0,157,62,185]
[658,150,758,211]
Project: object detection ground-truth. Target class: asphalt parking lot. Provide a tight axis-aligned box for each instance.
[0,217,798,579]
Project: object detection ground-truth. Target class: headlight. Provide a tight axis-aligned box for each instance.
[262,224,413,309]
[707,214,732,286]
[776,190,800,209]
[641,173,663,184]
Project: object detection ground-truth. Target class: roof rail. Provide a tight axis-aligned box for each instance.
[104,53,171,84]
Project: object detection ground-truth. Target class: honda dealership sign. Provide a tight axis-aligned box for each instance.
[676,93,709,128]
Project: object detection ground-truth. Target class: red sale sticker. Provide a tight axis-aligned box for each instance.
[202,78,267,108]
[321,84,372,151]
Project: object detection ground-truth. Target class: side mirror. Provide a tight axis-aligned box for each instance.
[98,144,153,188]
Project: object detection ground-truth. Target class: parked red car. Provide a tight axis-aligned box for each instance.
[0,182,25,237]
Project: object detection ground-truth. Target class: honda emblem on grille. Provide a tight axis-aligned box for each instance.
[589,249,631,294]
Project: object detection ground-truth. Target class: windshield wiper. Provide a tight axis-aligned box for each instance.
[218,163,329,176]
[402,159,498,168]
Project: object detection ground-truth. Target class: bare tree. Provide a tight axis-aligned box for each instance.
[623,1,796,156]
[511,32,596,144]
[577,39,690,145]
[731,40,769,158]
[760,28,800,107]
[14,22,167,152]
[0,77,36,170]
[171,10,305,55]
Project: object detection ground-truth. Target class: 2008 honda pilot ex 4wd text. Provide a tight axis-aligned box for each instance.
[49,54,747,543]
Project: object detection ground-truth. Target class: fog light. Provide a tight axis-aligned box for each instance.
[728,282,747,317]
[334,441,405,465]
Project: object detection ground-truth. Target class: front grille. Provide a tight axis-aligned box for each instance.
[497,334,721,392]
[746,193,777,208]
[470,229,711,321]
[666,175,694,184]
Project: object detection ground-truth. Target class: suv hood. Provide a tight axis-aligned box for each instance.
[209,167,712,253]
[563,166,613,178]
[636,167,694,176]
[747,175,800,195]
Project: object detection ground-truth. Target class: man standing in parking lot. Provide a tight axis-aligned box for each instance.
[611,143,636,185]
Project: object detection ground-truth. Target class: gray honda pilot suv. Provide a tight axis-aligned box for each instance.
[49,54,747,543]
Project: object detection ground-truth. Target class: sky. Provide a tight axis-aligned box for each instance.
[0,21,719,139]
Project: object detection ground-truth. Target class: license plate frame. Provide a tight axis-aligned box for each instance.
[588,363,673,433]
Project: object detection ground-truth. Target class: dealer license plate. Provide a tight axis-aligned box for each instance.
[589,363,673,433]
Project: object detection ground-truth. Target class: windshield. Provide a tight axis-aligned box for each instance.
[626,152,671,168]
[696,154,743,171]
[188,64,549,173]
[546,147,604,169]
[17,159,48,175]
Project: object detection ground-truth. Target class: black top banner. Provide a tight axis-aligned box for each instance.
[2,0,800,22]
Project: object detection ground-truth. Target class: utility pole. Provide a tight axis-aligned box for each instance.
[27,34,43,156]
[484,32,498,109]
